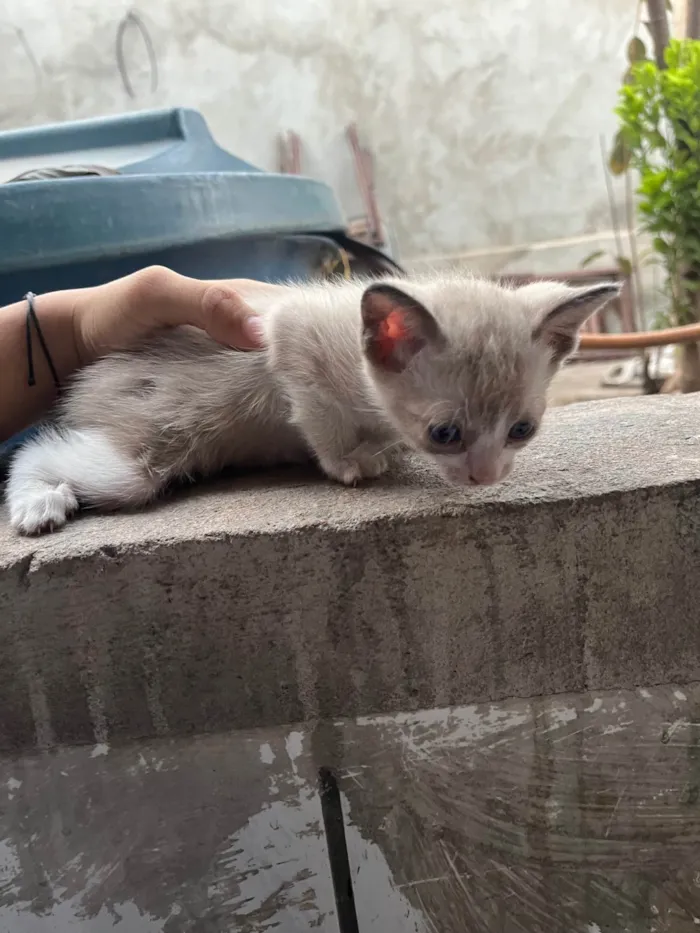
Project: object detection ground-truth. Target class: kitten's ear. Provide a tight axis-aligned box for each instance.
[361,283,442,373]
[531,283,621,362]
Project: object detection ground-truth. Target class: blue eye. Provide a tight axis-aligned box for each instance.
[508,420,536,442]
[429,423,461,445]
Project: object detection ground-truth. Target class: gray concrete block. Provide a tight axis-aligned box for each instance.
[1,395,699,752]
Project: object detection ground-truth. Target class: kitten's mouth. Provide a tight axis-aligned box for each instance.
[443,469,477,487]
[430,451,511,487]
[443,468,503,488]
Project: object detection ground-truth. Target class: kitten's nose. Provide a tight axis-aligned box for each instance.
[461,443,505,486]
[467,461,501,485]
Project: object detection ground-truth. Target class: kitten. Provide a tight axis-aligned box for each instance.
[5,274,618,535]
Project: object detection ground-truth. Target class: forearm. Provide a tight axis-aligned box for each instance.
[0,291,83,442]
[0,269,285,443]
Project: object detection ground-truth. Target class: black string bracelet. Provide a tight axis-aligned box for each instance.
[24,292,61,390]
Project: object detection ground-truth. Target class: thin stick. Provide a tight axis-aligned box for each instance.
[645,0,671,68]
[687,0,700,39]
[599,135,626,264]
[624,169,646,332]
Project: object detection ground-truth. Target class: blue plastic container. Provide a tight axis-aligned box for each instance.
[0,107,347,303]
[0,108,349,466]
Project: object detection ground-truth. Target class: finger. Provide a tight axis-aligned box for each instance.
[137,269,266,349]
[200,285,266,349]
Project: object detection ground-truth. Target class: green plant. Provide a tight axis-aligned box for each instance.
[614,38,700,326]
[580,249,633,278]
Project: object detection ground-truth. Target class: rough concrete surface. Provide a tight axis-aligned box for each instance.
[1,683,700,931]
[1,395,700,753]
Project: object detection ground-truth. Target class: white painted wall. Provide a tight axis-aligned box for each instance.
[0,0,658,275]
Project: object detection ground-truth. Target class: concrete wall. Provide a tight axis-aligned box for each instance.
[1,0,639,270]
[2,395,700,752]
[2,394,700,930]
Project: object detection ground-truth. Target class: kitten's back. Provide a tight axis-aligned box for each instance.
[62,326,305,480]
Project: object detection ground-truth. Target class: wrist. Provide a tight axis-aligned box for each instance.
[68,286,103,367]
[32,290,84,380]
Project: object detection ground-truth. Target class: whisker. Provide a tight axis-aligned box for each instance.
[373,439,403,458]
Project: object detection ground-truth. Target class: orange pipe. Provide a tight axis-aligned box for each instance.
[579,322,700,349]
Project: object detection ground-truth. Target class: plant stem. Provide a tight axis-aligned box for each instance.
[688,0,700,39]
[599,135,626,263]
[624,170,646,333]
[645,0,671,67]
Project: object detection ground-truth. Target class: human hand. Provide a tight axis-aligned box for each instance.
[72,265,271,365]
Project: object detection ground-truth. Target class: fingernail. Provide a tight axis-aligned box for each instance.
[242,315,266,346]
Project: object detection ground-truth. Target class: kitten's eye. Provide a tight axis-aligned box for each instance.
[508,420,536,442]
[429,423,461,445]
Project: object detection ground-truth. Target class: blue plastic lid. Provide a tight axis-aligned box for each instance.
[0,108,345,274]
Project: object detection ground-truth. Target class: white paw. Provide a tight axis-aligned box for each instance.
[9,483,79,536]
[320,447,390,486]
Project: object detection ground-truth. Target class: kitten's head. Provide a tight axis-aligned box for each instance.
[360,275,620,486]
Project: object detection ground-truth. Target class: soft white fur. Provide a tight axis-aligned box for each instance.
[6,273,619,535]
[7,428,158,533]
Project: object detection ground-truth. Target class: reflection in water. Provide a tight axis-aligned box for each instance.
[338,685,700,932]
[0,684,699,931]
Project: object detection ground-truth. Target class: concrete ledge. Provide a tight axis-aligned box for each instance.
[1,395,700,752]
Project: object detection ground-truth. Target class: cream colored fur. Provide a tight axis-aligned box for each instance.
[6,273,619,535]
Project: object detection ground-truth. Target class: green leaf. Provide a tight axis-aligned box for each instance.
[639,168,668,196]
[627,37,647,63]
[580,249,606,268]
[615,38,700,293]
[615,256,633,277]
[666,0,672,9]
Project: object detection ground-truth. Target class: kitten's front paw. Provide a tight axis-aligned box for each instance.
[319,445,390,487]
[9,483,78,536]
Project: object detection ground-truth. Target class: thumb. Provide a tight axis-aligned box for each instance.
[142,269,266,350]
[198,285,266,350]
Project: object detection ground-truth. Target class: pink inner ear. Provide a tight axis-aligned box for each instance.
[381,310,409,342]
[363,284,440,372]
[374,310,410,365]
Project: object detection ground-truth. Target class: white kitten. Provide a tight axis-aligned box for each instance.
[5,273,618,535]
